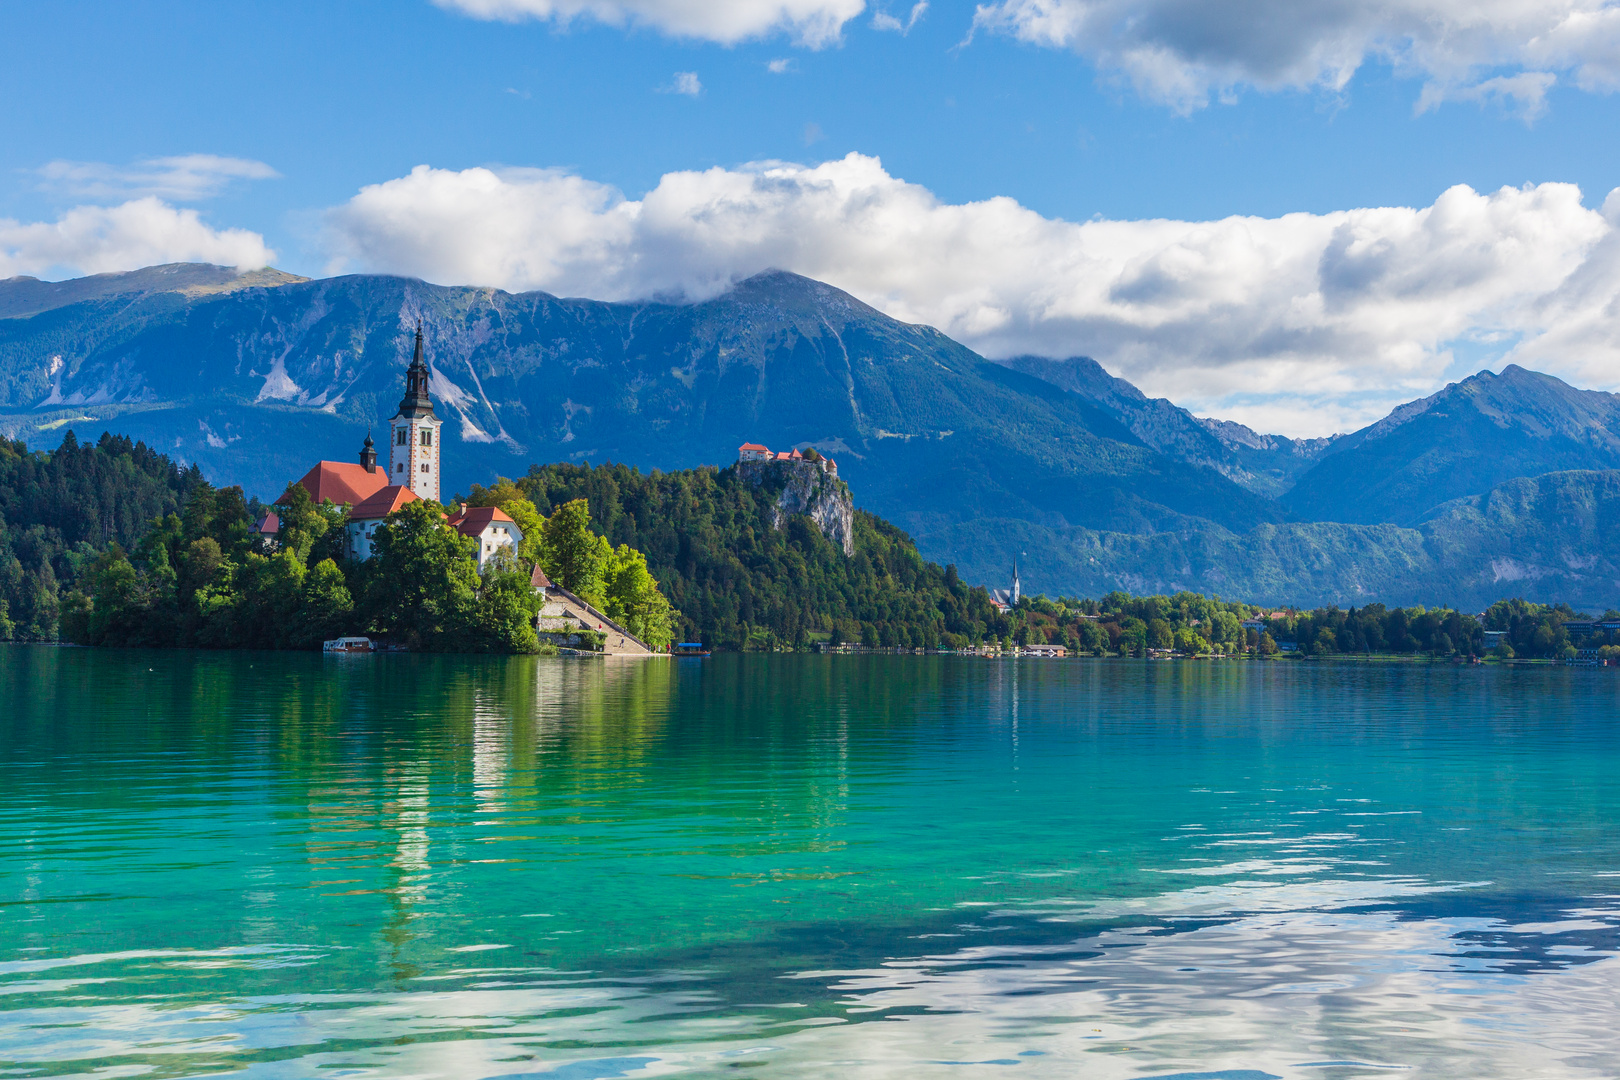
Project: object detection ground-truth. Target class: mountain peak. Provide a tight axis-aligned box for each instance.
[0,262,307,320]
[717,269,889,320]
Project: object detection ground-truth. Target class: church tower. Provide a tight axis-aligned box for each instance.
[389,324,443,503]
[1011,558,1021,606]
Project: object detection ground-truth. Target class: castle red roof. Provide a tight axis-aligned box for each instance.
[738,442,769,452]
[348,485,419,521]
[446,505,517,538]
[280,460,391,508]
[530,564,553,589]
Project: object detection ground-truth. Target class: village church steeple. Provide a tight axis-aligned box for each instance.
[389,324,443,503]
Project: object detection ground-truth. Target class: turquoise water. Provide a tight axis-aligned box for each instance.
[3,648,1620,1079]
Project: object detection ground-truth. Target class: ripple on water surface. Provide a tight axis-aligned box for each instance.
[3,649,1619,1078]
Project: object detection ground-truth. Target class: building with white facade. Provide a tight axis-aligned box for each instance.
[390,325,443,503]
[447,504,522,571]
[344,484,420,562]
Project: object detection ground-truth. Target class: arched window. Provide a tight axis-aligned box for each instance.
[420,429,432,446]
[396,428,408,446]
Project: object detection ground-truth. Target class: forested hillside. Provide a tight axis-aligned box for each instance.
[0,432,204,640]
[507,461,1010,651]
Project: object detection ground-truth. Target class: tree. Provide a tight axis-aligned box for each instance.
[539,498,610,598]
[275,482,344,565]
[287,558,355,649]
[1148,617,1173,650]
[464,558,542,653]
[1119,616,1148,656]
[1174,627,1208,655]
[364,499,480,651]
[599,543,676,647]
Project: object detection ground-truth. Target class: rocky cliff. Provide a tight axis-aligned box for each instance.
[738,459,855,556]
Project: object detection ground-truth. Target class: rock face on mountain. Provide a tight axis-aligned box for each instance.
[995,355,1334,497]
[739,458,855,556]
[1282,366,1620,526]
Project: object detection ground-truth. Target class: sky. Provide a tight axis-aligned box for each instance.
[6,0,1620,435]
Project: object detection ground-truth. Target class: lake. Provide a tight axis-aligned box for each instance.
[3,648,1619,1078]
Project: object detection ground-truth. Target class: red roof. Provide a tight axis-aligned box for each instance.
[348,485,419,521]
[255,511,280,535]
[530,564,553,589]
[445,504,517,538]
[738,442,769,452]
[280,460,391,507]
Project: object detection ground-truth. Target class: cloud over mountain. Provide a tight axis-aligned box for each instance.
[971,0,1620,115]
[0,198,274,280]
[434,0,866,47]
[323,154,1620,436]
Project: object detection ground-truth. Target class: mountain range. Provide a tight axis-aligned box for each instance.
[2,262,1618,611]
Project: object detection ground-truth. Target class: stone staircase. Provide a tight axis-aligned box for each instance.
[536,585,657,656]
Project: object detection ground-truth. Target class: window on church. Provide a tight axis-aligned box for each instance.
[396,429,407,446]
[396,463,403,473]
[420,429,432,447]
[421,463,429,472]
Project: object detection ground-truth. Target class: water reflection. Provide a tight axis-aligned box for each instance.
[4,649,1620,1078]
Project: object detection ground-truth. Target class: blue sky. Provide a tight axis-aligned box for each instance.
[6,0,1620,434]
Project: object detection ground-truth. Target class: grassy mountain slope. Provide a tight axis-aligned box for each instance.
[1283,366,1620,525]
[517,461,1009,650]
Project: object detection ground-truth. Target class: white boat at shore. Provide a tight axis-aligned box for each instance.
[323,636,376,654]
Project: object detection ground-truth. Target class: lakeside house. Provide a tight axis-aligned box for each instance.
[447,504,522,571]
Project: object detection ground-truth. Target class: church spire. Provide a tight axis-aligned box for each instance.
[360,427,377,473]
[1011,557,1021,606]
[394,322,436,420]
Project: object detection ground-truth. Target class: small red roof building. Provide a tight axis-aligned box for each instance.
[348,484,420,522]
[445,504,516,538]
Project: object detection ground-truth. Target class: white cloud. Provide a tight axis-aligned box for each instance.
[433,0,866,47]
[38,154,279,202]
[0,198,274,280]
[660,71,703,95]
[767,57,796,73]
[872,1,926,32]
[322,155,1620,436]
[970,0,1620,115]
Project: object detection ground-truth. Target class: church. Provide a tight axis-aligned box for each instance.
[258,325,521,568]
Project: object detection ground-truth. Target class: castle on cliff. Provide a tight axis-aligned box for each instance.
[737,442,838,475]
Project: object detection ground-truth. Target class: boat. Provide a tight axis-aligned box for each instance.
[323,636,376,654]
[672,642,711,657]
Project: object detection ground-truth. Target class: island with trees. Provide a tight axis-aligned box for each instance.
[0,431,1616,661]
